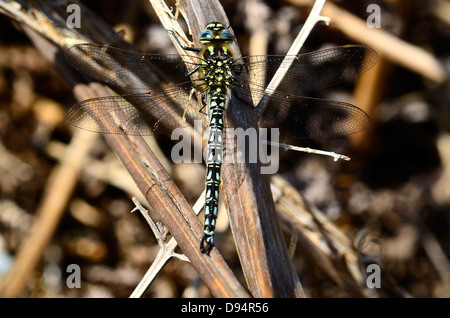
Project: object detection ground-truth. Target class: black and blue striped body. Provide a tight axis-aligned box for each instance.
[197,22,235,254]
[201,88,226,254]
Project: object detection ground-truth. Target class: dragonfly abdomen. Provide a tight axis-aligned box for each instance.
[200,87,227,254]
[197,22,235,255]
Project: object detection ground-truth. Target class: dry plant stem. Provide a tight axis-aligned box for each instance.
[154,0,304,297]
[130,198,188,298]
[350,53,385,149]
[0,0,248,298]
[108,127,248,298]
[245,0,270,57]
[244,0,270,98]
[433,134,450,204]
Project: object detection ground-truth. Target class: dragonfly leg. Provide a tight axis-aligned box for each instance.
[166,29,202,52]
[198,95,207,113]
[185,65,200,76]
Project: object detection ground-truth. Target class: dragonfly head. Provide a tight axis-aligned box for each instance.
[200,22,233,45]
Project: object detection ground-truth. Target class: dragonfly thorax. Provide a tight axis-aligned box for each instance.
[202,57,235,88]
[199,23,235,89]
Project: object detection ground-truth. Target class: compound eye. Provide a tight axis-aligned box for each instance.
[200,30,214,41]
[221,29,232,40]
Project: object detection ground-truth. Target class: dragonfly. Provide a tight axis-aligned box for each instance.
[65,22,378,255]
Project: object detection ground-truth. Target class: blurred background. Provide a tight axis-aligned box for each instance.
[0,0,449,297]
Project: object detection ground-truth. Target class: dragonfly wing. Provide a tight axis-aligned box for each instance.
[230,45,375,139]
[65,44,203,91]
[238,45,378,97]
[258,92,370,139]
[67,83,207,135]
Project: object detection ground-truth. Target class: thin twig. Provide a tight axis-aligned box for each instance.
[256,0,329,117]
[129,190,206,297]
[266,140,351,161]
[130,198,188,298]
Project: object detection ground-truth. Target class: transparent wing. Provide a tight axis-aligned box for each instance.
[230,45,377,138]
[237,45,378,95]
[257,93,370,138]
[66,82,207,135]
[65,43,203,91]
[65,44,375,138]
